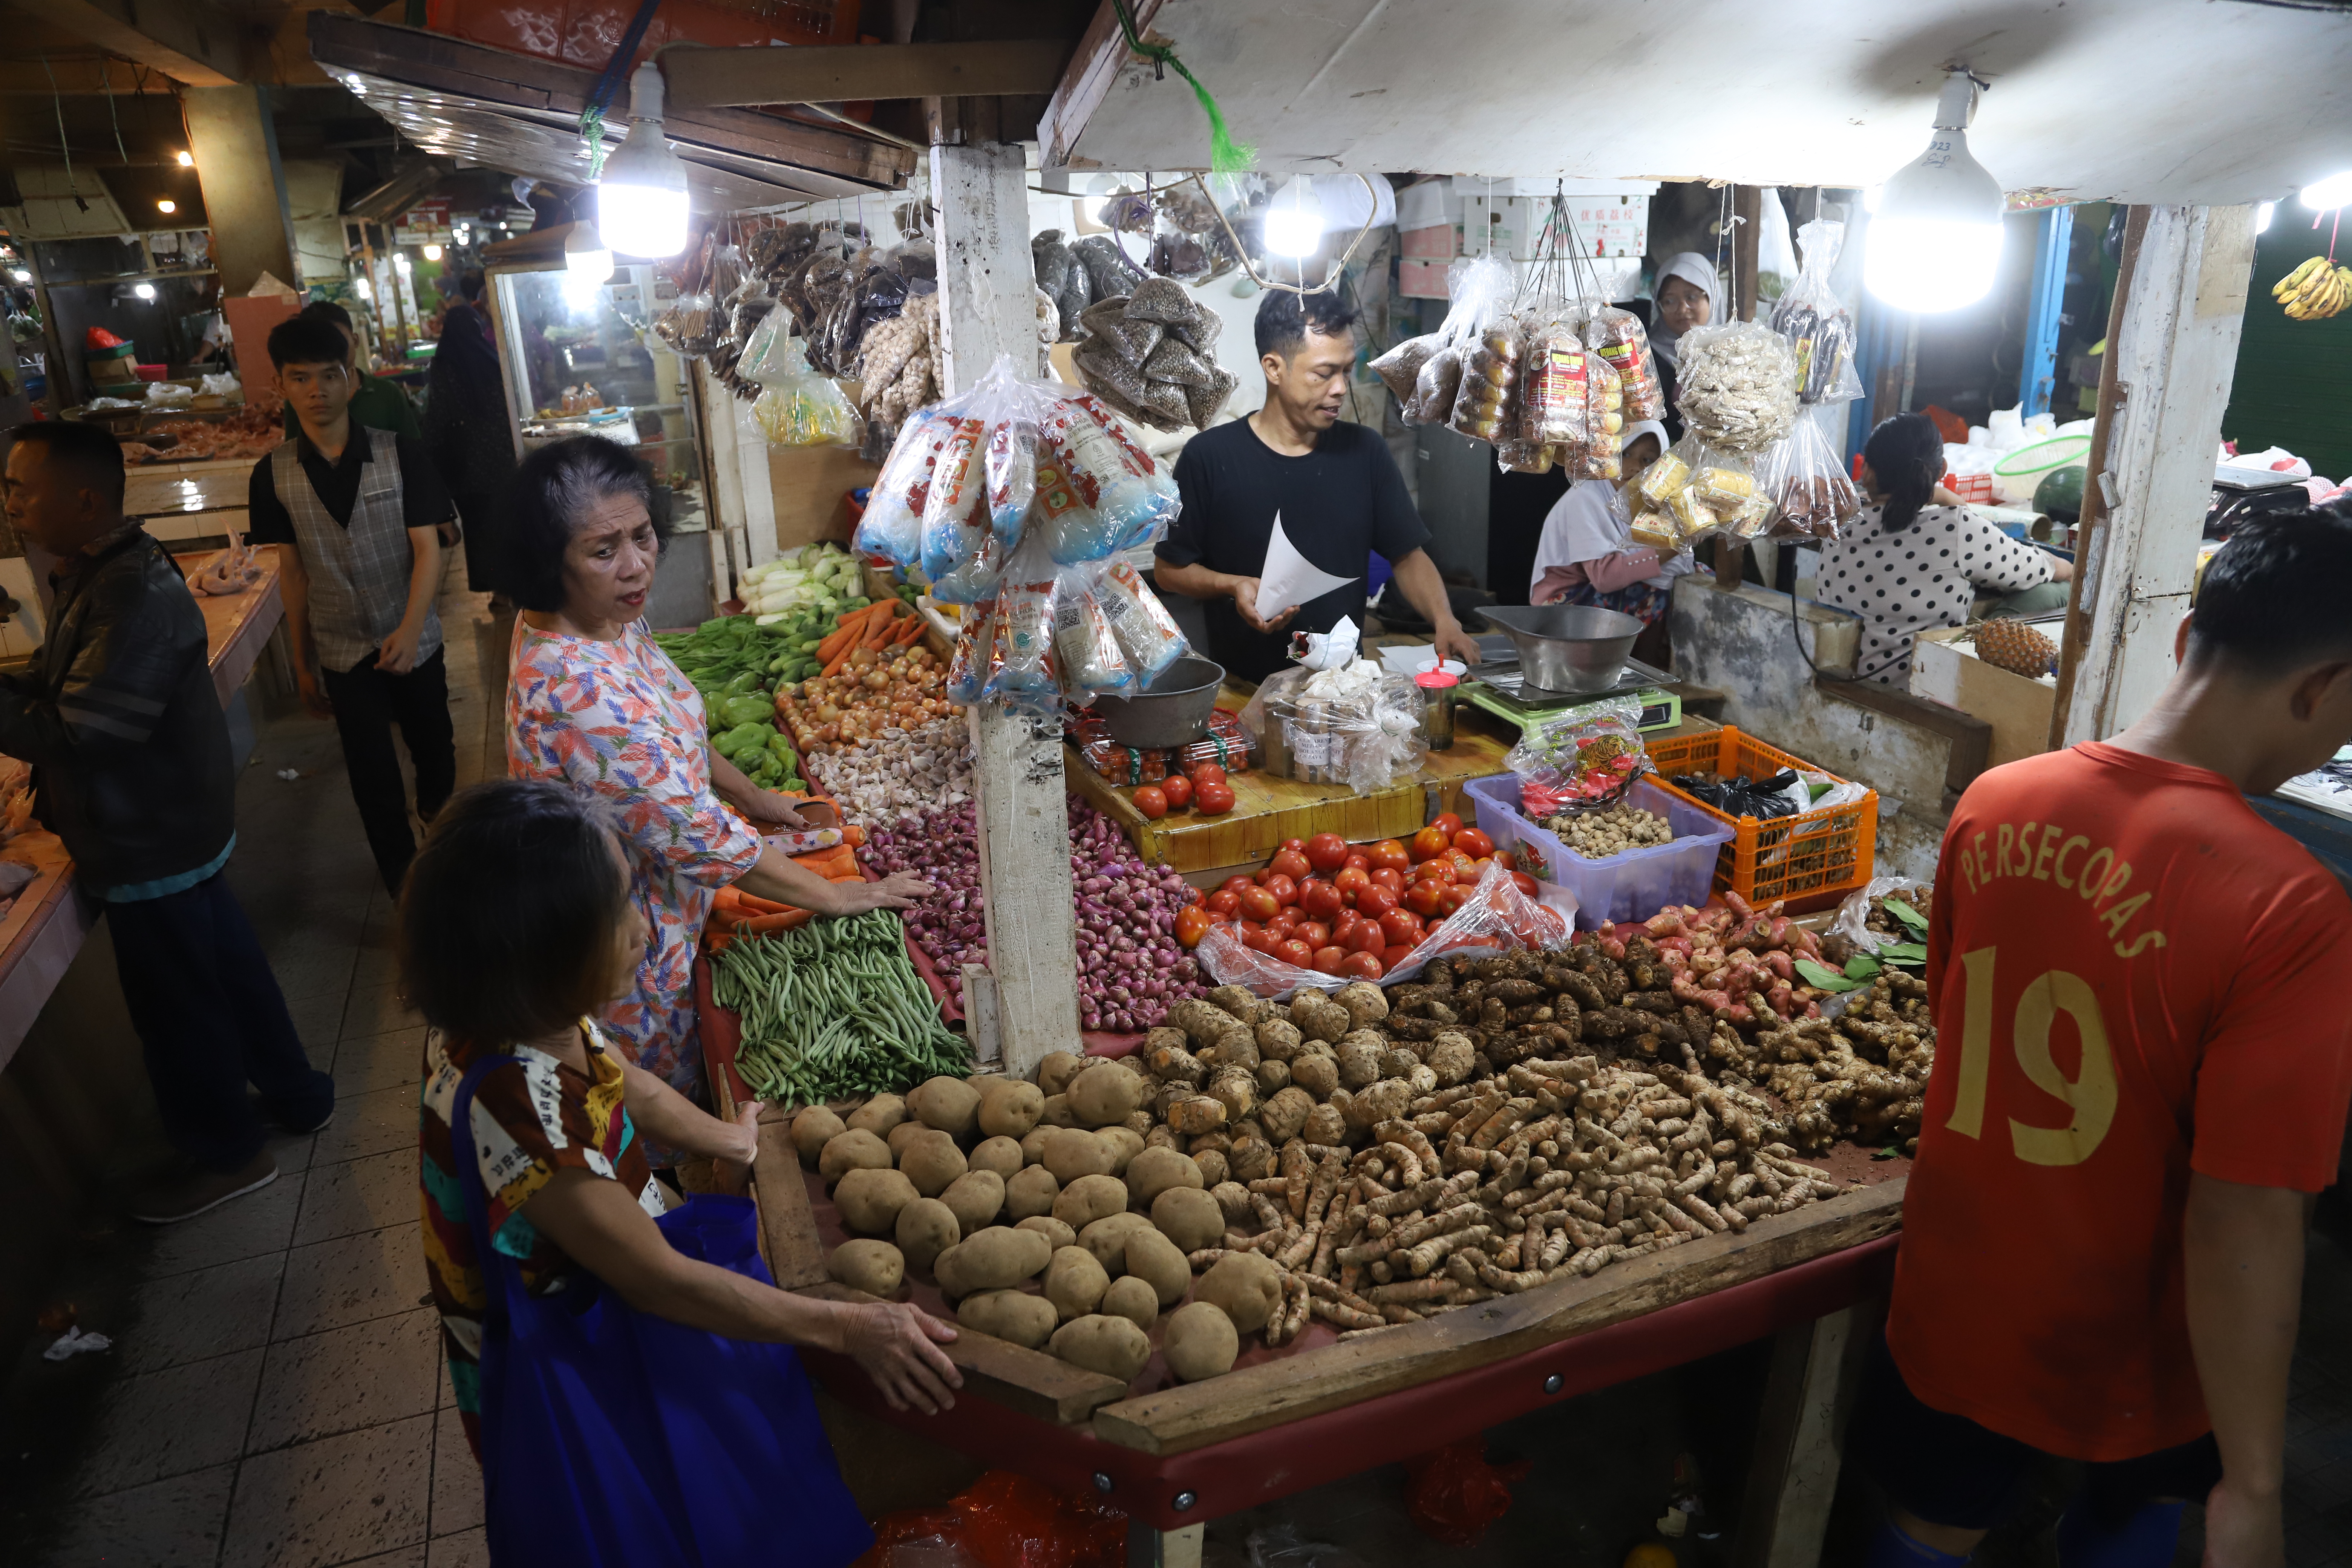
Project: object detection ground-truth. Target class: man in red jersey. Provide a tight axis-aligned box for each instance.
[1853,506,2352,1568]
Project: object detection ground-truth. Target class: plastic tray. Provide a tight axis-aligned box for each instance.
[1462,773,1733,929]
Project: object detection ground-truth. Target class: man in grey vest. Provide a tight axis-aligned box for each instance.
[2,422,331,1222]
[248,314,456,895]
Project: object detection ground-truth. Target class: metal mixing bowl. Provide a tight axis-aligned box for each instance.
[1480,603,1643,694]
[1089,656,1225,747]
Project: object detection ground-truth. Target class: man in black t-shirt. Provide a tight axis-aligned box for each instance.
[1155,290,1481,684]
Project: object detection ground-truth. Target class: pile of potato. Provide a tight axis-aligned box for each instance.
[799,954,1865,1379]
[1540,802,1675,860]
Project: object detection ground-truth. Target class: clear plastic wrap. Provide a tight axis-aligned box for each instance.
[1403,346,1464,425]
[1674,321,1800,453]
[1756,413,1864,541]
[1197,860,1575,998]
[1239,659,1427,794]
[1579,353,1625,480]
[1585,304,1665,422]
[1397,254,1512,427]
[1828,874,1931,957]
[854,405,960,566]
[1095,557,1188,681]
[1449,317,1524,444]
[1504,695,1653,814]
[1043,395,1182,561]
[978,574,1060,714]
[1629,432,1771,550]
[1050,569,1134,699]
[1370,333,1441,402]
[1519,312,1590,450]
[749,343,864,447]
[1769,220,1864,406]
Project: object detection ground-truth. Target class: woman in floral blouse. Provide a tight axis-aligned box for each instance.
[504,438,928,1109]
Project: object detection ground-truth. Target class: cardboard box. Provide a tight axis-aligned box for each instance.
[1399,224,1456,260]
[1909,624,2055,768]
[1398,258,1453,299]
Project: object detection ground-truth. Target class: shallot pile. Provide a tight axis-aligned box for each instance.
[858,795,1207,1032]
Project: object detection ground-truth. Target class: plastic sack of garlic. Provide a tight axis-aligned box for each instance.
[1672,320,1799,453]
[191,536,265,597]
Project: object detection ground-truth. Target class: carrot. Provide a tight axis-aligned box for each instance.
[732,890,793,916]
[736,910,815,935]
[814,626,859,664]
[712,886,746,912]
[842,824,867,848]
[821,649,856,679]
[862,606,900,649]
[890,615,926,647]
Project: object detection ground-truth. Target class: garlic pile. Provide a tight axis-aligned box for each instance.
[804,715,974,828]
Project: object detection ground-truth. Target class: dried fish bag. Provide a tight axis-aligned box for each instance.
[1769,219,1863,405]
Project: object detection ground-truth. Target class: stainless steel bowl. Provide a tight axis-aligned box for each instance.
[1089,656,1225,747]
[1480,603,1643,694]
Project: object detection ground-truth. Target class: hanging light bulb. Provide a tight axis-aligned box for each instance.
[2298,171,2352,212]
[354,275,372,300]
[423,242,443,261]
[174,150,193,167]
[9,269,29,283]
[565,220,614,282]
[156,198,177,215]
[2256,201,2276,234]
[133,282,156,301]
[596,62,691,259]
[1864,69,2006,313]
[1263,175,1325,258]
[393,251,411,273]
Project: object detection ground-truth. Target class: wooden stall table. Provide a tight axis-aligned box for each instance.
[0,549,284,1073]
[126,456,261,548]
[699,992,1905,1566]
[1067,677,1518,877]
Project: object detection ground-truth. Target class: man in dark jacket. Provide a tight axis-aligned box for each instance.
[0,422,330,1222]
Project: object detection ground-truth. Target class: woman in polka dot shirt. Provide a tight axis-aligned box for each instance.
[1818,413,2075,686]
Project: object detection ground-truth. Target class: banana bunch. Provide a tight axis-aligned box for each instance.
[2274,255,2352,321]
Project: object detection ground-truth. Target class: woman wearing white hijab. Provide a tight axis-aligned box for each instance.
[1529,420,1688,650]
[1643,252,1723,442]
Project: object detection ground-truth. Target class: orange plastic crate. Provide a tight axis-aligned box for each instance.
[1642,727,1876,907]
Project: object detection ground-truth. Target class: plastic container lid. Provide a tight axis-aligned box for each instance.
[1415,668,1459,689]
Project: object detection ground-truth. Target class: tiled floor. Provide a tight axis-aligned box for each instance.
[1,560,504,1568]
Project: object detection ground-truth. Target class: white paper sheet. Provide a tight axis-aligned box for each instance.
[1256,513,1358,620]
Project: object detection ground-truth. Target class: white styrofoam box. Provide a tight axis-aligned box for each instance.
[1398,258,1453,299]
[1394,178,1456,232]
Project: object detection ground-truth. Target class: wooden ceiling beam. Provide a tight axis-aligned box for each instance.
[1036,0,1162,168]
[38,0,246,88]
[660,40,1072,109]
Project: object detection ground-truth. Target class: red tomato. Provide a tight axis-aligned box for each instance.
[1268,849,1312,883]
[1356,885,1398,919]
[1367,839,1412,874]
[1410,825,1453,862]
[1343,851,1372,872]
[1191,763,1228,787]
[1449,850,1481,878]
[1195,781,1236,815]
[1174,906,1210,947]
[1511,871,1540,896]
[1220,874,1256,896]
[1281,838,1306,854]
[1268,907,1300,937]
[1305,832,1351,873]
[1342,922,1384,956]
[1431,812,1464,837]
[1133,786,1167,819]
[1437,885,1469,916]
[1312,945,1349,975]
[1295,920,1332,949]
[1298,878,1344,919]
[1341,951,1386,980]
[1262,874,1298,908]
[1239,886,1281,923]
[1206,889,1242,918]
[1160,773,1194,809]
[1369,866,1405,895]
[1491,849,1516,872]
[1453,827,1496,859]
[1333,865,1371,902]
[1239,920,1267,951]
[1334,908,1363,937]
[1378,909,1422,947]
[1276,938,1315,969]
[1404,880,1444,917]
[1411,858,1456,884]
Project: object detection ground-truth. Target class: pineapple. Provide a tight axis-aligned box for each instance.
[1972,617,2058,679]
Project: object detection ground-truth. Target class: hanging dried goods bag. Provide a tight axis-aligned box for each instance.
[1672,321,1799,453]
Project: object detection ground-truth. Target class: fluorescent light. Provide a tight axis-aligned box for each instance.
[156,198,176,215]
[1263,174,1325,257]
[2299,171,2352,212]
[565,220,614,283]
[355,276,372,300]
[423,242,443,261]
[394,251,411,273]
[1865,70,2006,313]
[596,63,691,259]
[2256,201,2275,234]
[133,282,156,300]
[9,269,28,283]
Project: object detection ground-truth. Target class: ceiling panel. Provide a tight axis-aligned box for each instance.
[1057,0,2352,205]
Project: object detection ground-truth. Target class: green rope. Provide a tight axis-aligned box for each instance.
[1108,0,1253,174]
[581,104,608,182]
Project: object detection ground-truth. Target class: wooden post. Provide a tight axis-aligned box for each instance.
[2047,205,2255,747]
[931,140,1082,1082]
[1735,1304,1874,1568]
[1731,185,1762,322]
[184,86,300,296]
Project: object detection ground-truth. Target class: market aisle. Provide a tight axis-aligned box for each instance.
[11,556,501,1568]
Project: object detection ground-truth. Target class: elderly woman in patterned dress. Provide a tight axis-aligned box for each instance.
[503,437,928,1113]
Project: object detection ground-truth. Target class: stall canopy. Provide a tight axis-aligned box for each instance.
[1043,0,2352,203]
[306,12,917,212]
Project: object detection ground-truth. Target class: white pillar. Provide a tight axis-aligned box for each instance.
[2054,205,2256,746]
[931,141,1081,1080]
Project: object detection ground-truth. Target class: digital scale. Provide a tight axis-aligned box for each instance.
[1462,654,1682,733]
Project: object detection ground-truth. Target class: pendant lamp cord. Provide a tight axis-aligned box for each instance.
[1107,0,1253,173]
[579,0,667,182]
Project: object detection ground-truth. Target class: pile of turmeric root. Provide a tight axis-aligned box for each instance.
[799,891,1935,1377]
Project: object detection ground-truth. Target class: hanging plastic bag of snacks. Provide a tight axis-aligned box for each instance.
[1577,352,1625,480]
[1450,314,1525,444]
[1769,220,1864,406]
[1628,432,1769,550]
[979,573,1063,715]
[1050,566,1136,700]
[1095,557,1189,682]
[1674,321,1799,453]
[1585,304,1666,422]
[1386,254,1513,426]
[1756,411,1865,541]
[749,343,864,448]
[1519,310,1591,453]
